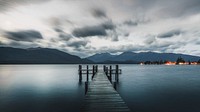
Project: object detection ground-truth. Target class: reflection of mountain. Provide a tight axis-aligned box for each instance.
[87,51,200,63]
[0,47,92,64]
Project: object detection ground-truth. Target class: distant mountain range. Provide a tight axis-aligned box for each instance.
[0,47,91,64]
[86,51,200,63]
[0,47,200,64]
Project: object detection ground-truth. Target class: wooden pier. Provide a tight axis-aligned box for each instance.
[79,65,131,112]
[78,65,122,82]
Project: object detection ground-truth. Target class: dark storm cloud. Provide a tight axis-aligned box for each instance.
[67,40,88,49]
[59,33,73,41]
[144,36,156,45]
[123,20,138,26]
[0,40,40,48]
[0,0,50,12]
[158,29,182,38]
[72,26,106,37]
[123,18,150,27]
[72,21,116,37]
[53,27,73,41]
[54,27,64,33]
[5,30,43,42]
[91,8,107,18]
[101,21,116,30]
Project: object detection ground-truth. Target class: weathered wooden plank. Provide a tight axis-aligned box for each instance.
[81,71,131,112]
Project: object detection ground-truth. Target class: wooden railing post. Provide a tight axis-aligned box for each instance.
[96,65,98,72]
[116,65,119,82]
[105,67,108,76]
[86,65,89,82]
[92,65,95,79]
[109,65,112,82]
[78,65,119,83]
[79,65,82,82]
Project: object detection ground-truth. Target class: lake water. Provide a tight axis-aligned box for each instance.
[0,65,200,112]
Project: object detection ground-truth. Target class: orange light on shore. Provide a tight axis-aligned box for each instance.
[164,61,198,65]
[165,61,176,65]
[191,62,198,65]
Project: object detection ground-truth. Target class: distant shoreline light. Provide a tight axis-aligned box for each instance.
[140,61,199,65]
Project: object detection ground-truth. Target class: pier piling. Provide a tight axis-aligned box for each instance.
[109,65,112,82]
[92,65,95,79]
[79,65,82,82]
[78,65,121,82]
[86,65,89,82]
[116,65,119,82]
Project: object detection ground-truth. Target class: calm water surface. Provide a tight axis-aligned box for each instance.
[118,65,200,112]
[0,65,84,112]
[0,65,200,112]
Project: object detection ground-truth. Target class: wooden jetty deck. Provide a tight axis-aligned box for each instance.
[81,70,131,112]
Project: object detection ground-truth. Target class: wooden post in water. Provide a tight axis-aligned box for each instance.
[92,65,95,79]
[79,65,82,82]
[116,65,119,82]
[96,65,98,72]
[86,65,89,82]
[103,65,106,76]
[109,65,112,82]
[105,66,108,78]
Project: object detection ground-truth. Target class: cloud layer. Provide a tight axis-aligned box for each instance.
[0,0,200,57]
[72,21,115,38]
[4,30,43,42]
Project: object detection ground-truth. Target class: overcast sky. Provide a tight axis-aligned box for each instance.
[0,0,200,57]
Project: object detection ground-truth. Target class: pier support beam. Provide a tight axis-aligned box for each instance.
[92,65,95,79]
[116,65,119,82]
[96,65,98,72]
[79,65,82,82]
[105,67,108,76]
[109,65,112,82]
[86,65,89,82]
